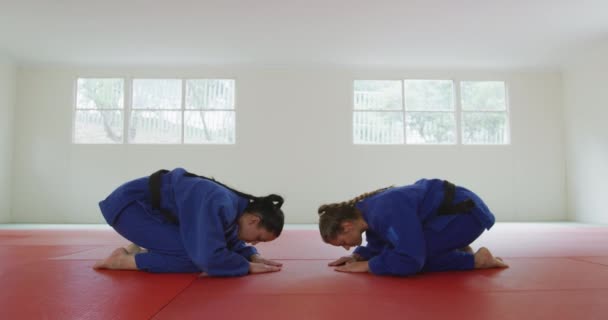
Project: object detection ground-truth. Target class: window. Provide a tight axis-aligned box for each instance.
[184,79,236,144]
[353,79,509,145]
[461,81,509,145]
[130,79,182,144]
[353,80,403,144]
[404,80,455,144]
[74,78,124,144]
[74,78,236,144]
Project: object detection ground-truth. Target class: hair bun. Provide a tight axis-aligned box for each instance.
[264,194,284,209]
[318,204,329,215]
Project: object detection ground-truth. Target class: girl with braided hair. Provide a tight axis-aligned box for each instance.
[94,167,284,276]
[318,179,508,276]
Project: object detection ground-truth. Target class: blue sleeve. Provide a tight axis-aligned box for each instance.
[354,231,385,260]
[174,178,250,277]
[367,198,426,276]
[226,228,259,259]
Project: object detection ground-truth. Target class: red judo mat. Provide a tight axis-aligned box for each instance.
[1,223,608,320]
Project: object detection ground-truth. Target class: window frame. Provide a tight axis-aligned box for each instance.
[72,77,237,145]
[352,79,511,146]
[459,80,511,146]
[72,77,126,144]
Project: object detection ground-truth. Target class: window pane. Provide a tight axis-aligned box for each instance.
[132,79,181,110]
[74,110,123,143]
[76,78,123,109]
[184,111,235,144]
[405,112,456,144]
[461,81,506,111]
[354,80,402,110]
[404,80,453,111]
[353,111,404,144]
[462,112,509,144]
[186,79,235,110]
[128,111,181,143]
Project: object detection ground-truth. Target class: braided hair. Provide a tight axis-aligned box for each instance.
[318,186,391,242]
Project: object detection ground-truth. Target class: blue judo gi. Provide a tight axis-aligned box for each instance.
[99,168,258,276]
[353,179,495,276]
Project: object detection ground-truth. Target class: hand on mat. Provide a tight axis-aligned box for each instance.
[249,262,282,274]
[250,254,283,267]
[334,261,370,273]
[328,254,362,266]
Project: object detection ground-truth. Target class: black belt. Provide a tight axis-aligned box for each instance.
[149,169,179,224]
[437,180,476,216]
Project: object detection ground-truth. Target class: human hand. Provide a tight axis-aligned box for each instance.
[328,254,362,266]
[250,254,283,267]
[249,262,281,274]
[334,261,370,273]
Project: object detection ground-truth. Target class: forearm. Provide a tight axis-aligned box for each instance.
[195,249,251,277]
[233,245,258,260]
[353,246,379,260]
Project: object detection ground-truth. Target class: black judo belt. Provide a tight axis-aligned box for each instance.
[149,169,179,225]
[437,180,476,216]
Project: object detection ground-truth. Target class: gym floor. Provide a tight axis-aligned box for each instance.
[1,223,607,320]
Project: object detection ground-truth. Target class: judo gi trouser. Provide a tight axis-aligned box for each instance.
[422,212,485,272]
[110,201,200,273]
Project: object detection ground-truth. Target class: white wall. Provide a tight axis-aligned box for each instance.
[12,66,566,223]
[563,41,608,224]
[0,54,16,223]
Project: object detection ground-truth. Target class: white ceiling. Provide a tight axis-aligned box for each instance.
[0,0,606,68]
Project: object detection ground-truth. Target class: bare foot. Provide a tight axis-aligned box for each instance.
[460,245,474,254]
[93,248,138,270]
[474,247,509,269]
[125,243,147,254]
